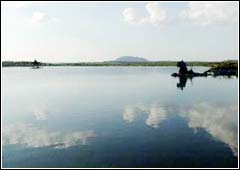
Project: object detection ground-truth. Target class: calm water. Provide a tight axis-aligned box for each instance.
[2,66,238,168]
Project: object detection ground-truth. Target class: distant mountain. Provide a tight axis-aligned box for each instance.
[115,56,148,62]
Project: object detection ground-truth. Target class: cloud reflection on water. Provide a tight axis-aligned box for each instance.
[122,102,238,157]
[3,124,96,149]
[179,103,238,157]
[123,104,168,128]
[33,107,48,121]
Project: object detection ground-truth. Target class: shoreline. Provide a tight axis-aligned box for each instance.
[2,60,237,67]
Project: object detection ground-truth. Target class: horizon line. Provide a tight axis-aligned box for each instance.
[2,59,239,63]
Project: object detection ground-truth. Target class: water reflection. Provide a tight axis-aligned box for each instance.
[179,103,238,157]
[122,102,238,157]
[176,75,237,90]
[32,105,49,121]
[177,76,190,90]
[3,124,96,148]
[146,107,168,128]
[123,104,168,128]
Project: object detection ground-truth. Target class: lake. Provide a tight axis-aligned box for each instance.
[2,66,238,168]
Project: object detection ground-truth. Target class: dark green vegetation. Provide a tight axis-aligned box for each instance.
[2,60,237,67]
[171,60,238,90]
[169,60,238,77]
[207,61,238,77]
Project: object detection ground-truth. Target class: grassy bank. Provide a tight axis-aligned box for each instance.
[3,60,235,67]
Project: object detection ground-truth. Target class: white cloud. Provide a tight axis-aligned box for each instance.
[122,2,238,27]
[145,2,168,26]
[31,12,51,24]
[122,2,169,26]
[180,2,239,26]
[122,8,140,24]
[3,123,96,148]
[1,1,32,9]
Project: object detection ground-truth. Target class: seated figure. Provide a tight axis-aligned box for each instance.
[177,60,188,76]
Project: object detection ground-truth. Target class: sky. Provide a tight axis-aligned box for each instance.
[1,1,239,62]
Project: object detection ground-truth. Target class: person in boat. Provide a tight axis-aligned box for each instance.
[32,59,40,68]
[177,60,188,76]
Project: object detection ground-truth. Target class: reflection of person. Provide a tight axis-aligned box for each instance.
[177,76,187,90]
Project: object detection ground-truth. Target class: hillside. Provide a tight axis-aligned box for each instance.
[114,56,148,62]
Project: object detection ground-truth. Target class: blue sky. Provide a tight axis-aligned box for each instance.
[1,1,239,62]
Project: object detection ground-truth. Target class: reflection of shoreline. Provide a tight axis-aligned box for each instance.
[3,124,96,149]
[122,102,238,157]
[175,75,238,90]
